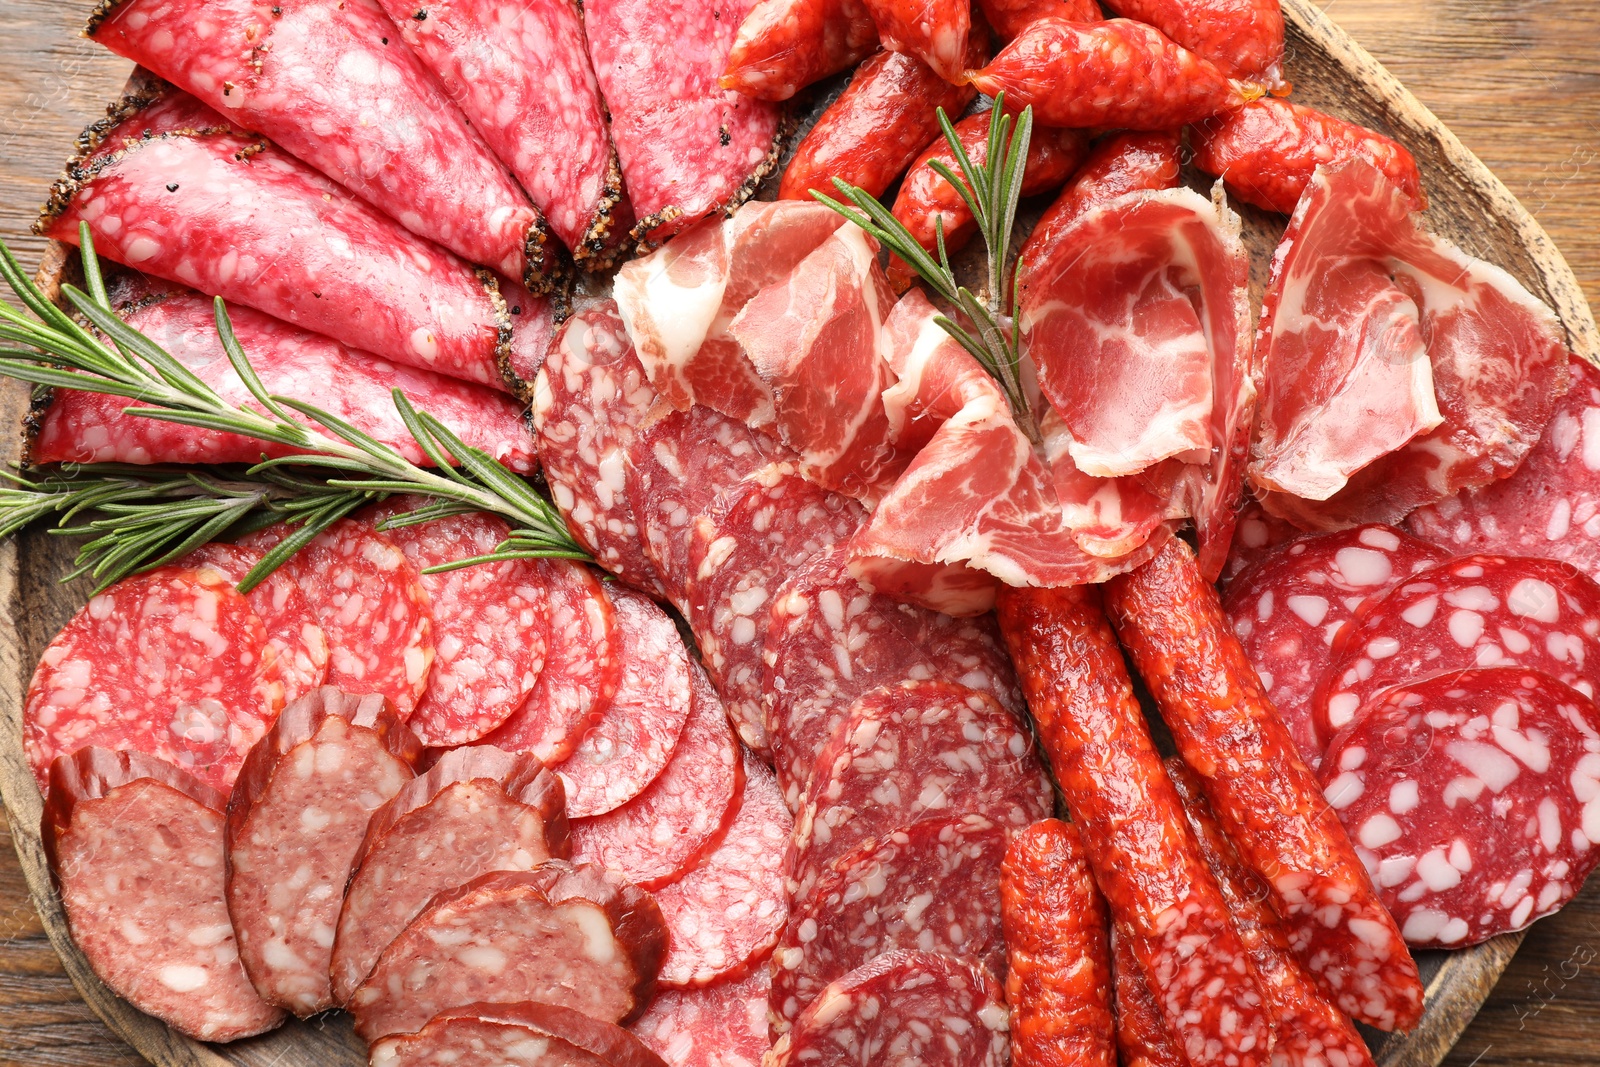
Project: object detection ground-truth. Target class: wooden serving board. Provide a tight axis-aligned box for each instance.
[2,1,1597,1065]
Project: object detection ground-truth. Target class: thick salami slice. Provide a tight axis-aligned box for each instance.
[368,504,549,747]
[1409,357,1600,581]
[630,967,771,1067]
[771,814,1009,1032]
[88,1,548,284]
[585,0,781,248]
[534,300,671,598]
[1322,669,1600,947]
[43,748,285,1042]
[226,688,420,1015]
[767,950,1010,1067]
[1110,927,1185,1067]
[654,755,790,989]
[329,745,568,1003]
[763,545,1022,808]
[1318,553,1600,741]
[721,0,878,101]
[350,863,668,1041]
[552,586,694,818]
[41,93,548,393]
[571,662,742,890]
[1223,524,1448,769]
[240,519,434,718]
[30,283,539,472]
[484,561,622,765]
[24,564,282,794]
[371,1002,669,1067]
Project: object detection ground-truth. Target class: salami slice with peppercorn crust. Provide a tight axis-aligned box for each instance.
[370,1001,669,1067]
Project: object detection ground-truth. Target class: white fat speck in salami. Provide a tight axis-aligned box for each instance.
[630,965,770,1067]
[1319,668,1600,946]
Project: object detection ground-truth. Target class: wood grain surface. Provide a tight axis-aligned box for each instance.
[1,1,1599,1064]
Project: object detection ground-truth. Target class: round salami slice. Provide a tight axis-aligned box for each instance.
[1221,495,1304,583]
[484,560,622,764]
[369,504,550,747]
[687,465,865,755]
[553,585,694,818]
[370,1001,668,1067]
[767,950,1010,1067]
[1409,356,1600,581]
[240,519,435,718]
[1316,554,1600,742]
[654,754,791,989]
[771,814,1010,1033]
[763,545,1022,807]
[1320,668,1600,946]
[24,564,282,794]
[570,661,742,889]
[1223,525,1448,769]
[630,966,771,1067]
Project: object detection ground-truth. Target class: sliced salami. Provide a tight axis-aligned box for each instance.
[24,564,282,794]
[570,662,742,889]
[1223,525,1448,768]
[368,504,549,747]
[654,755,790,989]
[484,561,622,765]
[630,966,771,1067]
[371,1002,669,1067]
[329,745,568,1004]
[768,950,1010,1067]
[1409,356,1600,581]
[771,813,1009,1032]
[225,688,420,1015]
[240,519,435,718]
[1321,668,1600,946]
[350,863,669,1041]
[43,748,285,1042]
[551,586,693,818]
[1318,553,1600,741]
[688,464,865,751]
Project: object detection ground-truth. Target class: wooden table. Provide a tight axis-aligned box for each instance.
[1,0,1599,1062]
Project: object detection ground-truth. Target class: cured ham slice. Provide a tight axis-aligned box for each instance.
[1252,160,1571,530]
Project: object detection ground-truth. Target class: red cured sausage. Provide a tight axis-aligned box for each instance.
[977,0,1101,41]
[371,1001,668,1067]
[967,18,1253,130]
[226,688,420,1016]
[862,0,970,82]
[722,0,879,101]
[778,41,984,201]
[1103,538,1425,1032]
[887,114,1089,290]
[630,966,771,1067]
[1192,98,1426,215]
[1021,130,1182,272]
[1100,0,1285,83]
[43,747,285,1042]
[1110,927,1185,1067]
[1001,819,1116,1067]
[994,584,1272,1065]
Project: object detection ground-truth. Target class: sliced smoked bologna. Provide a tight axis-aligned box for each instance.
[43,747,285,1042]
[631,966,772,1067]
[371,1002,669,1067]
[225,688,420,1015]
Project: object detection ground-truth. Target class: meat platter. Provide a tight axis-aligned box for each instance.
[0,0,1596,1064]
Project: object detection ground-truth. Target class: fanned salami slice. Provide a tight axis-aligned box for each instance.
[553,586,694,819]
[763,546,1022,807]
[654,755,791,989]
[771,814,1010,1032]
[1223,525,1448,768]
[1409,357,1600,581]
[239,519,434,718]
[584,0,782,248]
[571,662,742,889]
[484,561,622,765]
[371,1002,669,1067]
[24,565,282,794]
[687,465,865,752]
[368,504,549,747]
[1321,669,1600,946]
[631,966,771,1067]
[1317,554,1600,742]
[88,0,548,284]
[534,300,671,598]
[41,93,548,393]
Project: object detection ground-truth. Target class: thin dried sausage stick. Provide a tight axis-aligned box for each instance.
[722,0,879,101]
[977,0,1101,41]
[1111,926,1186,1067]
[862,0,970,82]
[1100,0,1285,84]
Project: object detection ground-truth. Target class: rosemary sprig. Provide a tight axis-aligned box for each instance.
[812,95,1038,444]
[0,225,587,591]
